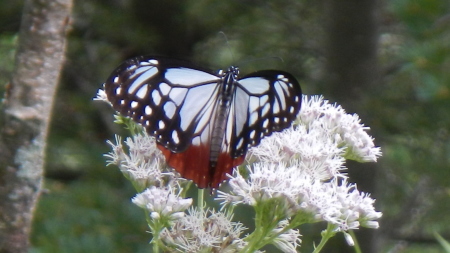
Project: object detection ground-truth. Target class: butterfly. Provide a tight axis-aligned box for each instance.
[104,56,302,188]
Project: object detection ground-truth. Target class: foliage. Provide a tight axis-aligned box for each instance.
[377,0,450,241]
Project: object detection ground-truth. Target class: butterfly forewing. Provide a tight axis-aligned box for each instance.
[228,71,302,158]
[104,56,221,152]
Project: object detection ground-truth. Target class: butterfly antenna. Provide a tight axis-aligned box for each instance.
[218,31,235,62]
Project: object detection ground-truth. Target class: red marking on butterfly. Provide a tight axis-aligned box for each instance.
[158,144,245,188]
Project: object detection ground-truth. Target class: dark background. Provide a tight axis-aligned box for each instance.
[1,0,449,252]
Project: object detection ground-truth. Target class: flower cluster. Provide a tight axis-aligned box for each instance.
[159,209,248,252]
[298,95,381,162]
[132,186,192,221]
[99,90,383,252]
[218,95,382,249]
[104,133,185,191]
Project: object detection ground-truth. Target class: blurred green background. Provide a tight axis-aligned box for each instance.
[1,0,449,252]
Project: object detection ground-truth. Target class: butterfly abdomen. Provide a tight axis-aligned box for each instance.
[209,68,238,169]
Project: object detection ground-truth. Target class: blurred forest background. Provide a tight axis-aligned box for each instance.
[1,0,449,252]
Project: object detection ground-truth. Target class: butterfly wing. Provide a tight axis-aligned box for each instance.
[104,56,223,187]
[210,70,302,188]
[233,70,302,155]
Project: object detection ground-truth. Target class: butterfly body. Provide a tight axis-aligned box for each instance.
[105,56,302,188]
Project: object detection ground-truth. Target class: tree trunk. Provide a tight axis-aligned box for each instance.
[0,0,72,252]
[323,0,380,253]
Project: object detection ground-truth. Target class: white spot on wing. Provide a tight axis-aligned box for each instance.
[163,101,176,119]
[145,105,152,115]
[136,85,148,99]
[236,138,244,149]
[250,130,256,139]
[277,75,288,82]
[263,118,269,128]
[126,65,137,71]
[159,120,165,129]
[160,83,171,96]
[273,101,280,114]
[131,101,138,108]
[172,130,180,144]
[152,90,161,105]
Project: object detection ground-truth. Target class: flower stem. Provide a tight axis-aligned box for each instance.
[241,200,286,252]
[198,188,204,210]
[348,230,361,253]
[313,223,336,253]
[152,241,159,253]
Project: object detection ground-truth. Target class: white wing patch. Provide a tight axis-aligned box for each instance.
[237,77,271,94]
[165,68,218,86]
[179,83,219,132]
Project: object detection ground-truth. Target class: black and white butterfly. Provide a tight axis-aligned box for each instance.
[104,56,302,188]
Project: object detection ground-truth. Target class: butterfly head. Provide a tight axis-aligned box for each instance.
[227,66,239,79]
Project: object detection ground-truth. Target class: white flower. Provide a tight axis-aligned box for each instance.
[343,232,354,246]
[299,95,382,162]
[104,135,125,166]
[307,179,382,232]
[218,162,300,216]
[132,186,192,221]
[160,208,247,252]
[252,95,381,165]
[220,95,382,233]
[105,133,182,189]
[271,220,302,253]
[93,86,111,105]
